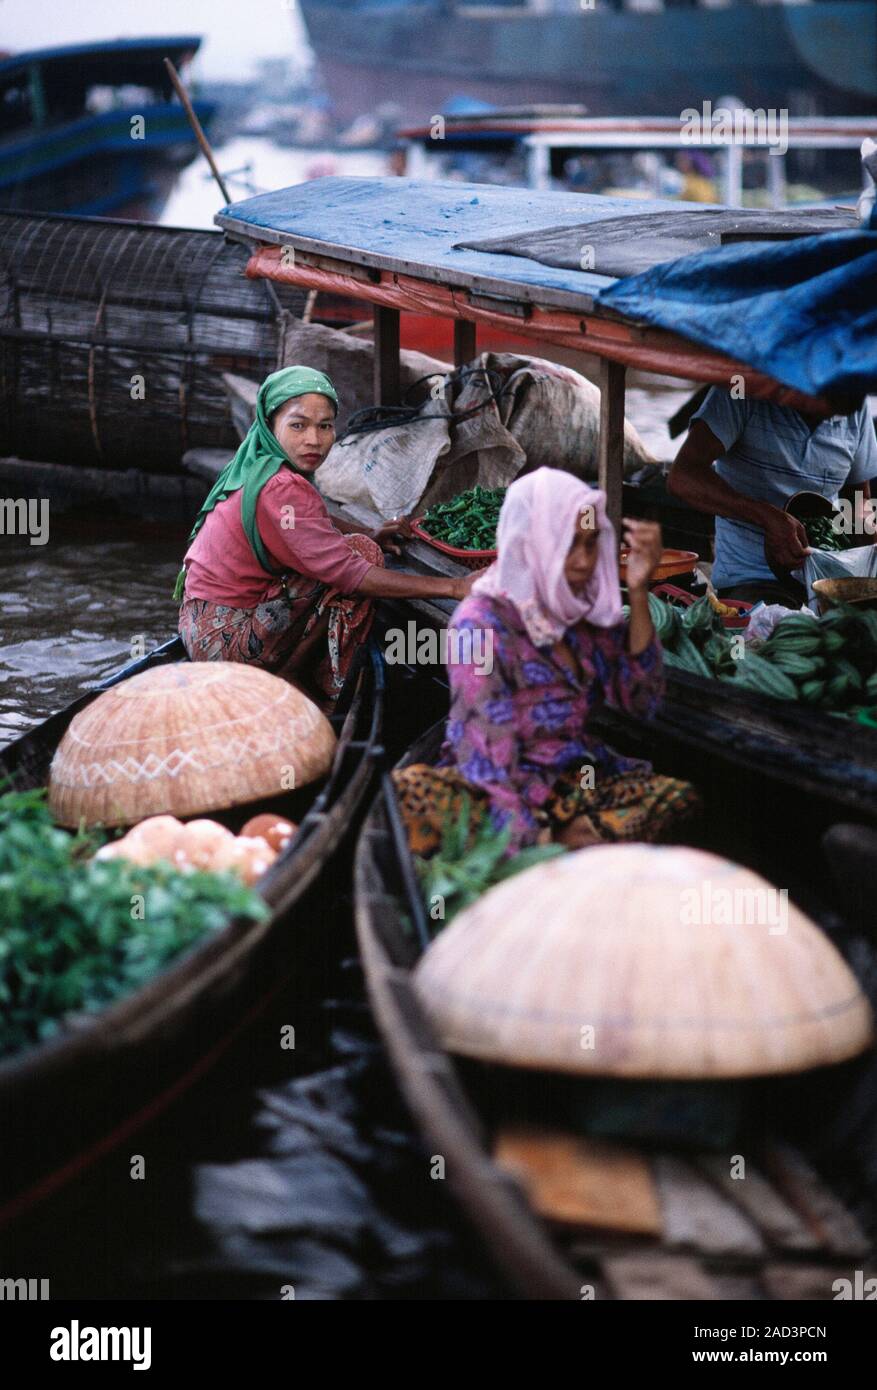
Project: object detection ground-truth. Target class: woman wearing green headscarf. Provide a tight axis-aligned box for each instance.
[177,366,473,705]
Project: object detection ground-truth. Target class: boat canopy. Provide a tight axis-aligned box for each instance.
[216,175,875,525]
[0,36,202,86]
[0,37,202,137]
[218,175,872,399]
[458,207,856,280]
[219,175,624,303]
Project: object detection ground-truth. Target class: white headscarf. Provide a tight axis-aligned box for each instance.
[471,468,623,647]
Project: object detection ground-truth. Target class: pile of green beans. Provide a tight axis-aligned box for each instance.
[421,486,505,551]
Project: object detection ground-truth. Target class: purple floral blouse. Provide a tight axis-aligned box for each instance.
[438,593,665,852]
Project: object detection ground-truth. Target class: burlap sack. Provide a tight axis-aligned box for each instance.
[226,326,655,520]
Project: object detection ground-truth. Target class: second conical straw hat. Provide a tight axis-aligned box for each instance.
[413,844,873,1079]
[49,661,336,828]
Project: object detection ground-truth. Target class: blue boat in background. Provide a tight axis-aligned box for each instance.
[0,37,216,219]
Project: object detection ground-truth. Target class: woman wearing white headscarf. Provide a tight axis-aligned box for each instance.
[395,468,700,856]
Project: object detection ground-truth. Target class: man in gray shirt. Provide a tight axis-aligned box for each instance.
[667,388,877,604]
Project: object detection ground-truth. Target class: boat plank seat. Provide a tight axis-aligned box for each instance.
[692,1153,819,1254]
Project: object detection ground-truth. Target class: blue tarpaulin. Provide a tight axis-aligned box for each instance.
[597,228,877,406]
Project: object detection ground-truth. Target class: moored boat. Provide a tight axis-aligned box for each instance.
[299,0,877,126]
[214,174,877,811]
[0,38,216,220]
[354,721,877,1299]
[0,210,309,475]
[0,636,384,1229]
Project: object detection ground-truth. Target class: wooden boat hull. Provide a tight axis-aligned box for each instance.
[355,722,583,1297]
[648,668,877,828]
[0,638,384,1228]
[354,722,877,1299]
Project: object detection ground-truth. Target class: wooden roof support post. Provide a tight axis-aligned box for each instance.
[722,143,744,209]
[373,304,401,406]
[454,318,476,370]
[598,357,625,539]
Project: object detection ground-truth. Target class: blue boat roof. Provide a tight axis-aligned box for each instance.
[0,36,203,79]
[217,176,876,402]
[216,175,692,304]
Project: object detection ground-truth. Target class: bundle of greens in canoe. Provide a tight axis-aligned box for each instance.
[419,485,506,552]
[413,792,564,935]
[0,789,267,1061]
[642,593,877,719]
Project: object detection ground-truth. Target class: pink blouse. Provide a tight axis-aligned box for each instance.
[182,470,372,607]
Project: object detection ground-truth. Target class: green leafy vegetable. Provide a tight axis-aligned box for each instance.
[0,789,267,1060]
[414,793,565,933]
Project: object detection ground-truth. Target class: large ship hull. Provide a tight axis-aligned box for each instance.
[299,1,877,123]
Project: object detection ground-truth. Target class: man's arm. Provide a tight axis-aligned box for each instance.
[667,419,811,569]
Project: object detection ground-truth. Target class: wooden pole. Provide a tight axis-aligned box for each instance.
[598,358,625,539]
[302,289,318,324]
[373,305,401,406]
[454,319,476,370]
[163,58,231,206]
[164,58,294,335]
[722,143,743,209]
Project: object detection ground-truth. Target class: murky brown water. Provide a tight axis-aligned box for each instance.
[0,520,185,746]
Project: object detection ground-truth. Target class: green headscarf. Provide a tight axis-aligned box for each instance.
[173,365,339,601]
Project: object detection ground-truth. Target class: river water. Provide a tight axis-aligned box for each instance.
[0,137,691,1296]
[0,523,184,744]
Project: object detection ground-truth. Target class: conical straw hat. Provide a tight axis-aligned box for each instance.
[413,844,873,1079]
[49,662,336,828]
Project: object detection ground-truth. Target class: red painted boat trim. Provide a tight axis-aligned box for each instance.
[245,244,834,413]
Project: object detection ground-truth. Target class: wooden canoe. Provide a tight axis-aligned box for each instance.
[0,637,384,1229]
[354,721,877,1300]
